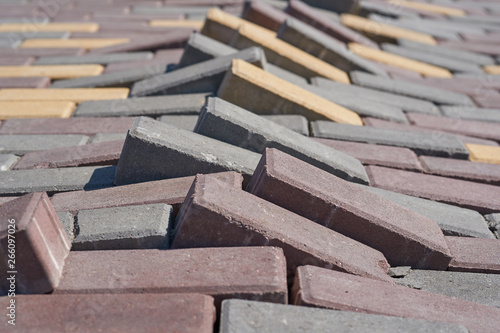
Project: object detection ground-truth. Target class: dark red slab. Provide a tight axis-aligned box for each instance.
[0,56,34,65]
[0,48,86,57]
[438,40,500,56]
[0,77,51,88]
[446,236,500,274]
[242,0,290,32]
[473,92,500,109]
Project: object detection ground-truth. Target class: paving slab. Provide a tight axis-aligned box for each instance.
[0,117,134,135]
[0,88,130,102]
[0,153,18,171]
[277,17,389,78]
[261,115,309,136]
[74,93,207,117]
[382,43,484,74]
[0,22,99,33]
[57,211,74,242]
[0,101,75,120]
[220,299,468,333]
[0,47,86,57]
[55,246,288,308]
[420,155,500,185]
[241,0,289,32]
[88,133,127,144]
[0,64,104,79]
[0,192,71,294]
[248,148,451,269]
[285,0,379,48]
[315,139,423,171]
[395,269,500,308]
[114,117,260,185]
[51,171,243,215]
[0,134,88,155]
[218,59,362,125]
[0,77,51,88]
[13,140,123,170]
[195,98,369,184]
[177,32,236,67]
[363,185,494,239]
[20,38,129,49]
[366,165,500,214]
[33,51,154,65]
[0,294,215,333]
[0,166,116,195]
[473,92,500,109]
[446,236,500,274]
[350,71,475,106]
[173,174,392,282]
[130,47,267,96]
[485,213,500,238]
[467,144,500,165]
[73,204,172,250]
[51,63,168,88]
[158,115,199,131]
[312,76,440,115]
[103,49,184,73]
[311,121,469,159]
[292,265,500,333]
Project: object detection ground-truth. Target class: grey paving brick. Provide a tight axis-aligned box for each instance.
[158,115,199,131]
[34,52,154,65]
[114,117,261,186]
[132,5,211,15]
[50,63,168,89]
[262,115,309,136]
[311,121,469,159]
[440,106,500,124]
[312,77,440,115]
[73,204,172,250]
[0,135,89,155]
[277,17,389,78]
[0,166,116,195]
[57,211,75,241]
[130,47,267,96]
[0,31,70,41]
[300,0,358,13]
[358,1,419,19]
[398,38,495,66]
[485,214,500,239]
[88,133,127,144]
[220,299,468,333]
[382,43,484,74]
[266,63,308,85]
[74,93,208,117]
[395,270,500,308]
[195,97,369,184]
[299,82,409,123]
[363,186,494,239]
[0,38,20,48]
[350,71,475,106]
[178,32,235,68]
[0,153,18,171]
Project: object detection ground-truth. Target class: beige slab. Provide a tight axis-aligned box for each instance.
[218,59,362,125]
[20,38,129,49]
[387,0,466,16]
[466,144,500,165]
[483,66,500,75]
[341,14,436,45]
[0,88,129,102]
[348,43,453,78]
[0,101,75,120]
[0,65,104,79]
[149,20,204,30]
[0,23,99,33]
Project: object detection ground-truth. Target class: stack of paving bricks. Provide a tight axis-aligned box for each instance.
[1,0,500,331]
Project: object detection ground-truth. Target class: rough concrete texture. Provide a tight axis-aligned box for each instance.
[292,265,499,333]
[114,117,260,185]
[220,299,469,333]
[311,121,469,159]
[0,153,18,171]
[395,269,500,308]
[173,174,392,282]
[0,134,89,155]
[57,211,75,241]
[485,214,500,239]
[0,118,134,135]
[195,97,369,184]
[73,204,172,250]
[440,106,500,124]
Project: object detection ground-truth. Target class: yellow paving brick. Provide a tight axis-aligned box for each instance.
[200,7,276,44]
[0,65,104,79]
[20,38,129,49]
[340,14,436,45]
[466,144,500,165]
[218,59,362,125]
[0,22,99,32]
[483,65,500,75]
[387,0,466,16]
[149,20,204,30]
[234,24,350,83]
[348,43,453,78]
[0,101,75,120]
[0,88,129,103]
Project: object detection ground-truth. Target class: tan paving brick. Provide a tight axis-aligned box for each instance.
[0,101,75,120]
[0,65,103,79]
[466,144,500,165]
[20,38,129,49]
[0,88,129,102]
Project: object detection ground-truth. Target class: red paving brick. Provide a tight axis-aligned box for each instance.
[292,265,500,333]
[173,174,393,282]
[366,165,500,214]
[248,149,451,269]
[0,77,51,88]
[446,236,500,274]
[0,293,215,332]
[0,192,71,294]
